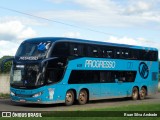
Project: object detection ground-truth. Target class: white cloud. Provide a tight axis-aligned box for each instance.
[126,1,152,14]
[63,31,80,38]
[0,20,37,57]
[104,36,160,55]
[0,40,19,57]
[43,0,160,28]
[0,20,37,41]
[105,36,159,48]
[18,27,37,39]
[106,36,139,46]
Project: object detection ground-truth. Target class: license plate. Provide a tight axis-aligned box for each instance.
[19,99,26,102]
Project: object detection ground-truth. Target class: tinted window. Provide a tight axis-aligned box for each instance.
[16,42,51,57]
[69,43,84,56]
[68,70,136,84]
[87,45,98,57]
[102,48,114,58]
[115,50,121,58]
[68,70,99,84]
[52,42,69,56]
[138,50,158,61]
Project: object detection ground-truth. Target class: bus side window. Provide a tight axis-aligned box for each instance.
[107,50,113,58]
[150,51,158,61]
[87,45,98,57]
[130,50,138,60]
[92,46,99,57]
[87,46,93,57]
[51,42,69,57]
[121,50,130,59]
[125,51,130,59]
[98,46,103,58]
[69,43,84,57]
[102,48,114,58]
[100,71,106,83]
[100,71,114,83]
[126,72,136,82]
[68,70,100,84]
[115,50,121,58]
[119,72,126,82]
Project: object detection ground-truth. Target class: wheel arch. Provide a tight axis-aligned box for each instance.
[133,86,139,91]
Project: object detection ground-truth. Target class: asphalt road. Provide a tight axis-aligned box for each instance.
[0,93,160,111]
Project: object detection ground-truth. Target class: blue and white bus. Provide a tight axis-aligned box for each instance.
[6,37,158,105]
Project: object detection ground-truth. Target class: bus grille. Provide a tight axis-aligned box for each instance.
[16,94,32,98]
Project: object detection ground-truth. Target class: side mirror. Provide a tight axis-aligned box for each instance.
[1,57,14,72]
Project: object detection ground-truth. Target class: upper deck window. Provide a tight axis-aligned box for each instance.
[69,43,84,56]
[51,42,69,57]
[16,42,51,58]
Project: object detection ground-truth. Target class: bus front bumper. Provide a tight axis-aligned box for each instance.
[10,87,64,104]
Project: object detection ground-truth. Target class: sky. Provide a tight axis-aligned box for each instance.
[0,0,160,58]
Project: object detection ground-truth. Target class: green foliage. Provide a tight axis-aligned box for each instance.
[0,56,13,73]
[0,93,10,98]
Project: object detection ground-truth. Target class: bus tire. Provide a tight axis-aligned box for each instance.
[139,87,147,100]
[78,89,88,105]
[132,87,139,100]
[65,90,74,106]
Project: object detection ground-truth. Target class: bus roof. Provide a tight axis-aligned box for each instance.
[24,37,158,51]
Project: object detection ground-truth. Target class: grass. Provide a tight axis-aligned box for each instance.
[0,93,10,99]
[1,103,160,120]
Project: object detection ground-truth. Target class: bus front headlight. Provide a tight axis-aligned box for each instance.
[11,92,15,96]
[32,92,42,98]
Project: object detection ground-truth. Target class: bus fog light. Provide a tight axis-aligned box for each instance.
[32,92,42,98]
[11,92,15,96]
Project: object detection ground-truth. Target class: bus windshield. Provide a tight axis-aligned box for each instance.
[16,42,52,59]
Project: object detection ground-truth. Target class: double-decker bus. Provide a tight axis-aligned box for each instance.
[4,37,158,105]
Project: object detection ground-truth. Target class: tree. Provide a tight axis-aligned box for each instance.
[0,56,13,73]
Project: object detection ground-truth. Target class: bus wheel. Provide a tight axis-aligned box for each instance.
[78,89,88,105]
[139,87,146,100]
[65,90,74,106]
[132,87,139,100]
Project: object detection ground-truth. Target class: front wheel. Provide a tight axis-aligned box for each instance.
[78,90,88,105]
[139,87,147,100]
[132,87,139,100]
[65,90,74,106]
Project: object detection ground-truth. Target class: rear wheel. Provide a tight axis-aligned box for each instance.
[132,87,139,100]
[139,87,147,100]
[65,90,74,106]
[78,90,88,105]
